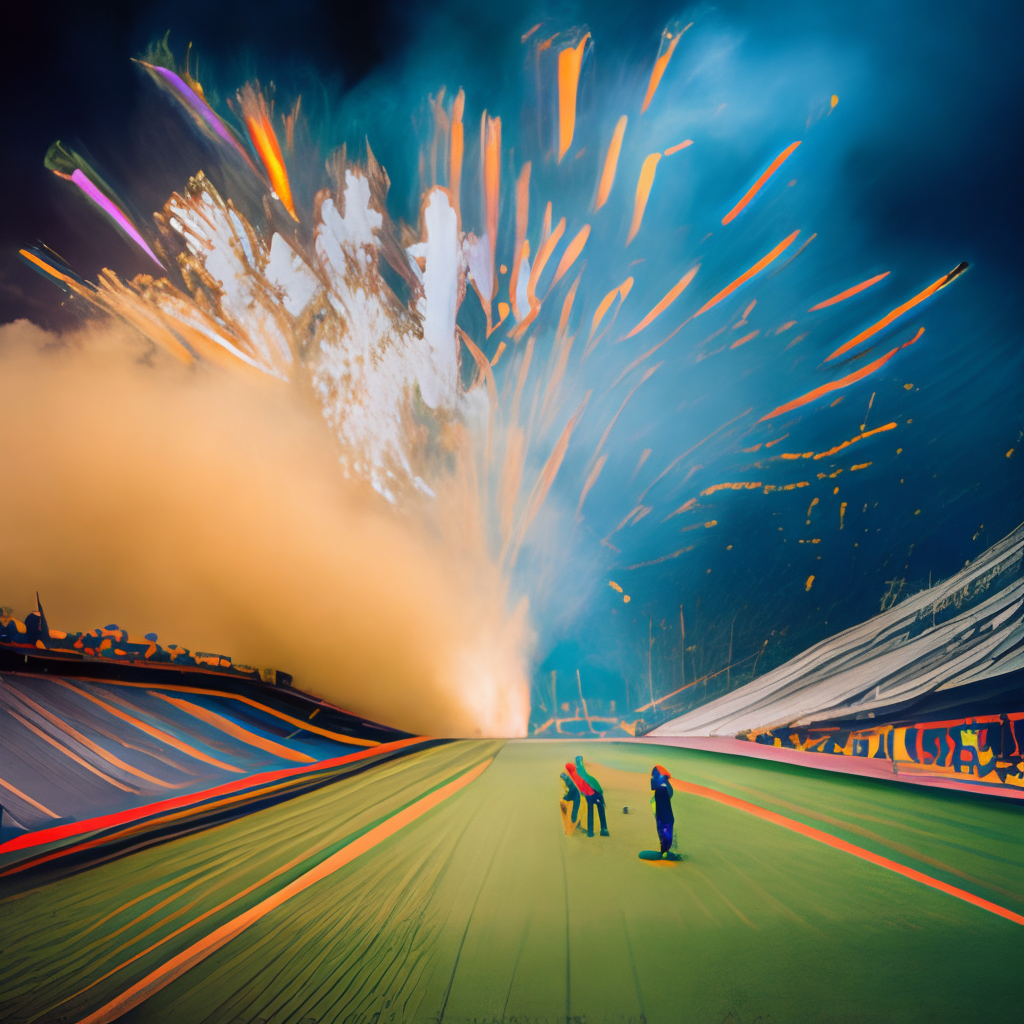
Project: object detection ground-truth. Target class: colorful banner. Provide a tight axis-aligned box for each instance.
[746,713,1024,791]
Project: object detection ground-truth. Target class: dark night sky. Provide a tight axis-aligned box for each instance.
[2,0,1021,326]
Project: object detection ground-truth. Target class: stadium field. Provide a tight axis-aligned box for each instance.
[2,739,1021,1024]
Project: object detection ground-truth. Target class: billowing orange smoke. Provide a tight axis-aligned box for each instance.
[0,321,532,737]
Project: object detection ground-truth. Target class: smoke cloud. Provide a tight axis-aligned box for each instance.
[0,318,532,737]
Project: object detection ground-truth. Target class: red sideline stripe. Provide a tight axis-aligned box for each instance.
[0,736,427,856]
[677,779,1024,927]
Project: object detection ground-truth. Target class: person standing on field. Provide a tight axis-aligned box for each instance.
[648,764,681,860]
[572,755,609,837]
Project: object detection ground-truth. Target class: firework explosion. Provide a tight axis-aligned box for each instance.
[12,10,1012,737]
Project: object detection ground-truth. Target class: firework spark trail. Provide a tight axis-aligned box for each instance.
[540,275,582,425]
[693,231,802,317]
[759,332,925,422]
[507,392,592,569]
[587,277,633,347]
[449,89,466,215]
[135,60,255,170]
[808,271,889,311]
[627,153,661,246]
[575,364,661,520]
[550,225,590,289]
[825,263,967,361]
[238,86,298,221]
[812,422,898,460]
[721,142,801,226]
[483,114,502,300]
[596,116,628,210]
[557,34,590,162]
[624,265,699,339]
[640,23,692,114]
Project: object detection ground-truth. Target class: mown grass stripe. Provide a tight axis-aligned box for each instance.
[677,779,1024,927]
[74,757,494,1024]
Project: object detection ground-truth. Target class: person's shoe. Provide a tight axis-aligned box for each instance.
[587,831,594,838]
[600,829,610,837]
[664,851,682,861]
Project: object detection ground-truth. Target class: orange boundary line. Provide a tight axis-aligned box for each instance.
[75,757,494,1024]
[675,779,1024,927]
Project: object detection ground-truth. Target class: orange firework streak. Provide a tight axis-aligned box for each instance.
[813,421,897,459]
[759,331,924,422]
[730,329,759,349]
[449,89,465,216]
[18,248,82,290]
[664,139,693,156]
[587,276,634,344]
[596,116,628,210]
[526,217,566,308]
[592,364,661,462]
[558,34,590,162]
[458,328,498,409]
[625,264,700,338]
[610,332,677,389]
[635,406,752,504]
[551,224,590,286]
[508,391,591,567]
[693,230,801,317]
[825,262,967,361]
[641,23,692,114]
[809,271,889,311]
[627,153,661,245]
[239,88,298,221]
[483,113,502,296]
[722,141,801,225]
[576,453,608,518]
[498,335,535,542]
[509,163,531,320]
[457,327,498,469]
[541,274,582,422]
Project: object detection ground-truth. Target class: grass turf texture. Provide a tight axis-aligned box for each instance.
[1,739,1021,1023]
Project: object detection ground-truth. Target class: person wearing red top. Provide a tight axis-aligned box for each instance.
[564,762,608,837]
[565,762,593,796]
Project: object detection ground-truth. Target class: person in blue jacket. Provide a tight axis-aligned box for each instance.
[648,764,681,860]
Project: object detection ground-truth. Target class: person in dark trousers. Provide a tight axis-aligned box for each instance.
[649,764,680,860]
[571,755,609,837]
[560,771,581,833]
[565,761,605,836]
